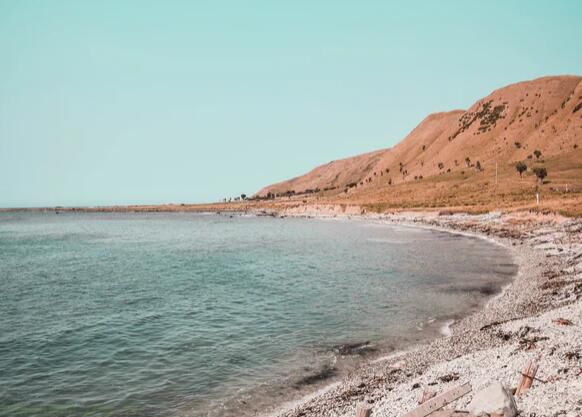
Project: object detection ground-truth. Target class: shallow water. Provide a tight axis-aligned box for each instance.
[0,212,517,417]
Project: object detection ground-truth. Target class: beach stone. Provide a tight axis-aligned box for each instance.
[467,382,518,417]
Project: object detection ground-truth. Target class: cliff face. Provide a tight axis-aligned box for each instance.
[257,76,582,197]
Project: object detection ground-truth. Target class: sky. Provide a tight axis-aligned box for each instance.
[1,1,581,207]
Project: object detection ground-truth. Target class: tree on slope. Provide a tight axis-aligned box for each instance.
[516,162,527,178]
[533,167,547,183]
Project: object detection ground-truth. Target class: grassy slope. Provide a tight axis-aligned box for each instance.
[252,76,582,216]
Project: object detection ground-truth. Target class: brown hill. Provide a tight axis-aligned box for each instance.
[256,75,582,214]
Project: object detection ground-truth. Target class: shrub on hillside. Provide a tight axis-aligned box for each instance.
[533,167,547,183]
[516,162,527,178]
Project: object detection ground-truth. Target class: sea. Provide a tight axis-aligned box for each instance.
[0,212,517,417]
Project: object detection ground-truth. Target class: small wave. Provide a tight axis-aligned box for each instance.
[330,341,376,356]
[292,364,337,388]
[367,238,407,244]
[441,283,500,296]
[440,320,455,337]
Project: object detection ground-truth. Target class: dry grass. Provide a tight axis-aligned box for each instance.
[8,150,580,217]
[247,149,582,217]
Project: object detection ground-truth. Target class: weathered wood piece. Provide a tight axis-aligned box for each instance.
[402,383,472,417]
[515,361,538,396]
[552,318,573,326]
[356,403,372,417]
[426,411,453,417]
[419,389,437,404]
[515,361,531,395]
[479,316,527,331]
[515,360,539,395]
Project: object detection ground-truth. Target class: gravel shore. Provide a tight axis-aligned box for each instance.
[262,209,582,417]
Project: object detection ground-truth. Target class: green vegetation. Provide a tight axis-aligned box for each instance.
[533,149,542,160]
[477,103,506,132]
[533,167,547,183]
[516,161,527,178]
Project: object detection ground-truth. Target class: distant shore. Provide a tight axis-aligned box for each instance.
[2,191,581,219]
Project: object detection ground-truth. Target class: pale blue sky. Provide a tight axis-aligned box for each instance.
[1,1,581,207]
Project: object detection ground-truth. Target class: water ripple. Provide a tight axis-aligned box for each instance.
[0,212,516,417]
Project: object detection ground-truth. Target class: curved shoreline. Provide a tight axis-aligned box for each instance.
[204,214,514,417]
[258,213,523,417]
[257,208,582,417]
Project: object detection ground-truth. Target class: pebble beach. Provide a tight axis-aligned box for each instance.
[261,209,582,417]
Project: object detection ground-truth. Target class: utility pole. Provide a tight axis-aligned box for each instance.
[495,161,499,208]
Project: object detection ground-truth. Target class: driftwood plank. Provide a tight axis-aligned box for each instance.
[419,389,436,404]
[402,383,472,417]
[410,410,476,417]
[356,403,372,417]
[424,411,454,417]
[426,412,475,417]
[516,360,539,395]
[515,361,531,395]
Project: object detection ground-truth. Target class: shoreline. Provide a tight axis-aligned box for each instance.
[197,213,511,417]
[5,209,580,416]
[256,212,523,417]
[257,208,582,417]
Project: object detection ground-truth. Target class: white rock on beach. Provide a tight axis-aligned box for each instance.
[467,382,518,417]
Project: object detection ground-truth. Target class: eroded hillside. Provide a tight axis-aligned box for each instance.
[257,76,582,210]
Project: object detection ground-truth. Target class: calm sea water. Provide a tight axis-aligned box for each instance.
[0,212,516,417]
